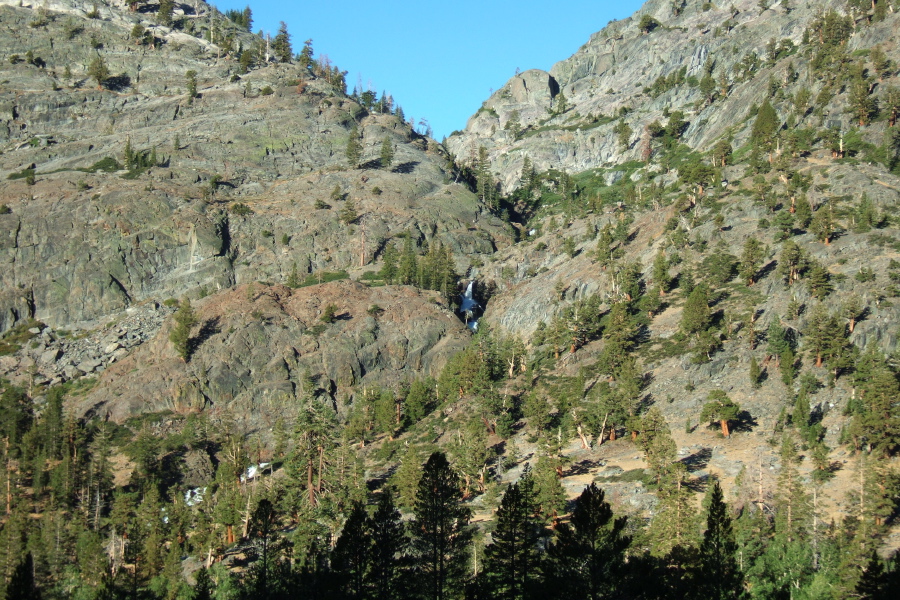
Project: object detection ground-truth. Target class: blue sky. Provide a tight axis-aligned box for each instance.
[215,1,647,139]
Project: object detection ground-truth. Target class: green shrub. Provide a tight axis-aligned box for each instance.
[260,85,274,96]
[321,304,338,323]
[8,167,35,181]
[87,157,122,172]
[230,203,253,216]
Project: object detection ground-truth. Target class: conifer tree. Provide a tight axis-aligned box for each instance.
[849,62,876,126]
[392,446,423,509]
[285,262,302,288]
[398,235,418,285]
[810,202,836,245]
[751,99,779,154]
[740,238,765,286]
[697,481,742,599]
[368,490,409,600]
[273,21,292,63]
[532,452,566,520]
[546,483,630,600]
[346,125,362,168]
[638,407,676,483]
[157,0,174,26]
[409,452,471,600]
[87,54,108,88]
[169,298,198,361]
[193,567,213,600]
[380,137,394,170]
[482,472,543,600]
[476,146,494,209]
[379,242,398,284]
[777,239,803,285]
[700,390,741,437]
[332,502,371,599]
[340,198,359,225]
[595,225,614,268]
[652,250,670,294]
[5,552,39,600]
[647,463,698,558]
[749,355,762,389]
[299,39,314,68]
[681,284,711,341]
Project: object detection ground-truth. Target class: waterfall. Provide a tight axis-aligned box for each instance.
[459,281,482,331]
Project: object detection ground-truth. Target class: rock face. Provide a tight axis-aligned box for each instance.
[0,0,510,333]
[77,280,472,422]
[447,0,898,193]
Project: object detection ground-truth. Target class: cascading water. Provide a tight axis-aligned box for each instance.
[459,281,482,331]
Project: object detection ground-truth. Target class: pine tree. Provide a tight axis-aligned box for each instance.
[803,303,834,368]
[740,238,765,285]
[392,446,423,509]
[652,250,670,294]
[595,225,614,267]
[368,490,409,600]
[273,21,292,63]
[409,452,471,600]
[638,407,676,483]
[532,452,566,520]
[299,39,314,68]
[700,390,741,437]
[777,239,803,285]
[481,473,543,600]
[157,0,174,26]
[340,198,359,225]
[546,483,630,600]
[185,70,198,102]
[332,502,371,599]
[169,298,198,361]
[696,481,742,599]
[554,90,568,114]
[849,62,876,126]
[193,567,213,600]
[398,235,418,285]
[287,262,301,288]
[749,355,762,389]
[751,99,779,153]
[87,54,108,88]
[346,125,362,168]
[647,464,698,558]
[476,146,494,209]
[380,137,394,169]
[247,499,279,598]
[379,242,398,284]
[810,203,836,245]
[857,361,900,456]
[681,284,711,340]
[5,552,40,600]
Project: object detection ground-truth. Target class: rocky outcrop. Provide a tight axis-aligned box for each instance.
[0,1,511,333]
[447,0,899,193]
[75,280,472,422]
[0,301,174,386]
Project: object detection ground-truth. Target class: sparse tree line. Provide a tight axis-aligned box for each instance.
[1,365,898,600]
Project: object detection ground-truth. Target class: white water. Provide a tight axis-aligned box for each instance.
[459,281,481,331]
